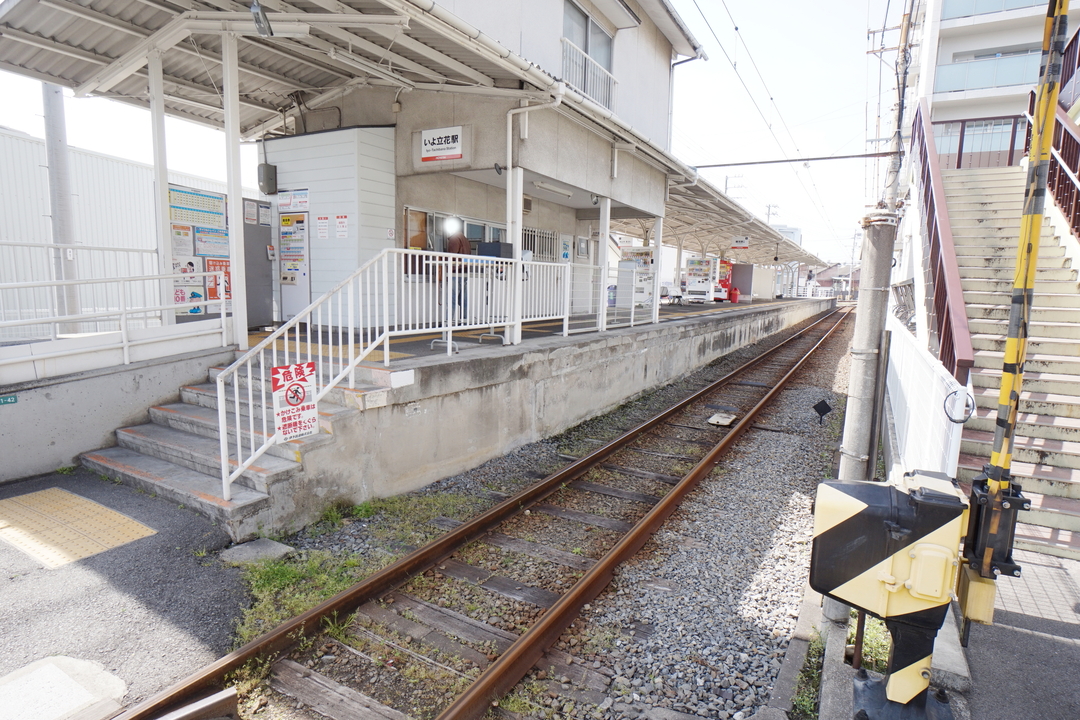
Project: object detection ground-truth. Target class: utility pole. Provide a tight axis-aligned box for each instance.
[765,203,780,224]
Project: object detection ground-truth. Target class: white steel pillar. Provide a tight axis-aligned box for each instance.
[598,196,611,332]
[509,166,524,344]
[42,83,80,333]
[222,33,248,349]
[147,50,174,326]
[651,216,663,324]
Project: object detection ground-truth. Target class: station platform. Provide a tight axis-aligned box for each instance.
[246,297,796,365]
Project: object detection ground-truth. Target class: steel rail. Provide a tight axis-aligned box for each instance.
[112,307,847,720]
[436,306,851,720]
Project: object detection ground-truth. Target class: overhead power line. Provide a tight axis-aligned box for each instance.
[696,151,896,169]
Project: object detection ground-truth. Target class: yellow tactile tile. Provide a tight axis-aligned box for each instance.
[0,488,156,569]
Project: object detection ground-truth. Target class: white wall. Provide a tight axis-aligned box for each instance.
[264,128,396,298]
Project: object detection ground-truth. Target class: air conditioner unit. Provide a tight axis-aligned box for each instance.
[522,196,533,214]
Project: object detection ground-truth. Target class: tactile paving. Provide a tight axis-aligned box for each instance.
[0,488,156,569]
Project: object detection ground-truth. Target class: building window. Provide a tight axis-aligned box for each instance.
[562,1,616,109]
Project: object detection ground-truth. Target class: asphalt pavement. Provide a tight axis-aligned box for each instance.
[0,467,248,709]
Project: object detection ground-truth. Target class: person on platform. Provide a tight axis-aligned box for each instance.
[445,232,472,323]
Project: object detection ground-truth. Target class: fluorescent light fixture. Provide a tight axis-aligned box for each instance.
[251,0,273,37]
[532,181,573,199]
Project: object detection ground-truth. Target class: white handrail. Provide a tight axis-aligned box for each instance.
[216,248,528,499]
[561,38,617,111]
[0,271,227,371]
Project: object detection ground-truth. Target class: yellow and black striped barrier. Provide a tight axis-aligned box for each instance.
[810,471,968,705]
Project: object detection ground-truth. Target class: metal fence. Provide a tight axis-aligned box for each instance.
[885,315,971,478]
[561,38,617,111]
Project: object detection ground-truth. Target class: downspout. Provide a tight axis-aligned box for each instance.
[506,83,565,344]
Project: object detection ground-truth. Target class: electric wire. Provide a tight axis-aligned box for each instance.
[688,0,843,243]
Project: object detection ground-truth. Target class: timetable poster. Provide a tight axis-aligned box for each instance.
[169,184,225,316]
[194,227,229,257]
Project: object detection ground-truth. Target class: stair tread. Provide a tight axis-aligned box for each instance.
[958,452,1080,484]
[117,422,301,476]
[973,349,1080,363]
[153,402,335,451]
[81,446,269,508]
[971,382,1080,403]
[973,405,1080,430]
[962,429,1080,454]
[1013,523,1080,551]
[181,382,358,417]
[970,332,1080,343]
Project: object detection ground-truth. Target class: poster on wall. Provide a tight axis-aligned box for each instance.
[194,227,229,257]
[335,215,349,238]
[172,255,203,284]
[206,258,231,312]
[316,216,329,240]
[171,224,194,256]
[276,188,309,212]
[170,184,226,317]
[244,199,258,225]
[173,285,205,315]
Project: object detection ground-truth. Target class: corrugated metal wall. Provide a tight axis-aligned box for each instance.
[0,127,258,339]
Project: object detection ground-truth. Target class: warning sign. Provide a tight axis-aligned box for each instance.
[271,362,318,441]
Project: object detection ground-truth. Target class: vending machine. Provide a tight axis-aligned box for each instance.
[714,260,733,301]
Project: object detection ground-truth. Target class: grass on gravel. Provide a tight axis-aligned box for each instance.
[848,610,891,674]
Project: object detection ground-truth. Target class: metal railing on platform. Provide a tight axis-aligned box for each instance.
[0,271,228,379]
[912,99,976,384]
[931,115,1026,170]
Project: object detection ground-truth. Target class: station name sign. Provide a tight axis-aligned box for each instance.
[421,126,463,162]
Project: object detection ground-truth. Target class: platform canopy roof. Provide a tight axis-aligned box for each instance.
[0,0,822,266]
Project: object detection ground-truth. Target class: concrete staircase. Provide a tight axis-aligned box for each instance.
[81,357,406,540]
[943,165,1080,561]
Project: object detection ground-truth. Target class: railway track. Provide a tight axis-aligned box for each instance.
[118,307,851,720]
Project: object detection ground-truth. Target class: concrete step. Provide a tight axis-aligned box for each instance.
[963,291,1080,309]
[115,422,300,493]
[180,382,360,431]
[957,452,1080,499]
[1022,492,1080,533]
[970,334,1080,356]
[942,166,1023,178]
[968,405,1080,443]
[950,231,1059,244]
[971,382,1080,416]
[207,364,409,412]
[948,217,1049,231]
[80,446,270,532]
[150,400,336,462]
[946,206,1027,221]
[944,187,1024,198]
[956,254,1070,269]
[958,267,1077,281]
[973,349,1080,375]
[961,278,1080,294]
[954,243,1064,256]
[962,429,1080,470]
[967,318,1080,339]
[966,303,1080,322]
[1013,523,1080,562]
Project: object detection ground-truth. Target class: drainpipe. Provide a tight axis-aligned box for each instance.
[506,83,565,344]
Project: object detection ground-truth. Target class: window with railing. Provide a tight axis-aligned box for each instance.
[942,0,1044,20]
[934,53,1040,93]
[562,0,616,110]
[932,115,1026,168]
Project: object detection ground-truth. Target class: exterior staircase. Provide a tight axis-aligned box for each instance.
[943,165,1080,561]
[81,356,404,540]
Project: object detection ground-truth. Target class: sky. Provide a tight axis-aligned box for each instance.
[0,0,902,265]
[668,0,900,263]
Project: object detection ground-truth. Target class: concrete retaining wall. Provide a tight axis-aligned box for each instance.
[259,299,834,533]
[0,347,237,482]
